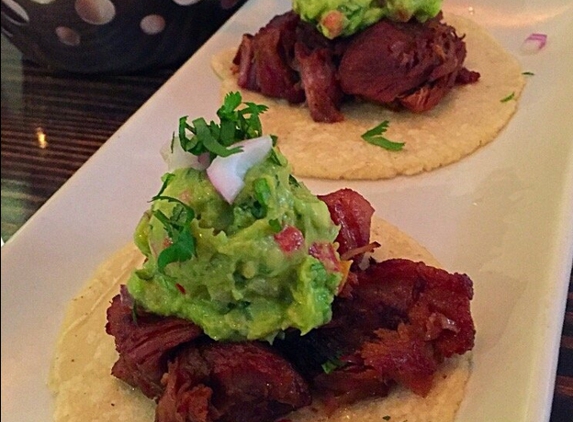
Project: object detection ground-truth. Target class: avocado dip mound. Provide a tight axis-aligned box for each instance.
[50,93,476,422]
[126,93,344,342]
[128,147,343,341]
[294,0,441,38]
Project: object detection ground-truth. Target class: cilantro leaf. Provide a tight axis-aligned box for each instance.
[152,195,197,273]
[192,117,242,157]
[361,121,404,151]
[252,178,272,219]
[321,356,346,374]
[269,219,282,233]
[156,227,196,272]
[177,92,269,160]
[254,178,271,207]
[500,92,516,103]
[288,175,301,188]
[152,173,175,201]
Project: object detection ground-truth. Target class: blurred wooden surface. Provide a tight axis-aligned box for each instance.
[1,32,572,420]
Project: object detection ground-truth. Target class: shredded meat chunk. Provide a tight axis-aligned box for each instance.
[156,342,311,422]
[233,11,480,122]
[105,286,203,399]
[338,13,472,112]
[319,188,375,261]
[294,42,343,122]
[234,11,304,104]
[107,290,311,422]
[276,258,475,407]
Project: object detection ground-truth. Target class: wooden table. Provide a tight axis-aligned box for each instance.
[1,32,572,420]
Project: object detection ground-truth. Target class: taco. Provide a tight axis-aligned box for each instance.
[49,217,472,422]
[49,94,475,421]
[212,9,525,179]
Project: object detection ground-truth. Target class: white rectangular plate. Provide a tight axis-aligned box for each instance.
[2,0,573,421]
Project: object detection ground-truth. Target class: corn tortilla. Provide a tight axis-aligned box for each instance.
[211,13,525,180]
[49,217,471,422]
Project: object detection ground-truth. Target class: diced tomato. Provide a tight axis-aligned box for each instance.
[321,10,345,38]
[274,226,304,253]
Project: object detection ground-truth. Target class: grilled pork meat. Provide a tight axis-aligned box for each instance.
[232,11,480,122]
[338,13,480,112]
[275,258,475,406]
[319,188,375,264]
[106,286,203,399]
[156,341,311,422]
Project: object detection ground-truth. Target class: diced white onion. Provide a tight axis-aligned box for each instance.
[521,33,547,54]
[207,136,273,203]
[160,136,209,171]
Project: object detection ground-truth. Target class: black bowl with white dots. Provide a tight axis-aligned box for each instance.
[1,0,246,73]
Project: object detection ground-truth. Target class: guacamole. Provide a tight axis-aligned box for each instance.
[127,148,344,342]
[293,0,442,38]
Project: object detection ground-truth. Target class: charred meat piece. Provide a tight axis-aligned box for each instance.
[276,258,475,406]
[234,11,343,123]
[108,290,311,422]
[233,11,480,121]
[338,13,476,112]
[319,188,375,263]
[233,11,304,104]
[155,341,311,422]
[105,287,203,399]
[294,42,343,122]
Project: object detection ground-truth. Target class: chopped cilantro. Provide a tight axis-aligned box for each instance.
[177,92,269,160]
[269,219,282,233]
[253,178,272,218]
[152,195,197,272]
[134,268,154,280]
[321,360,339,374]
[250,201,266,219]
[522,71,535,76]
[361,120,404,151]
[269,148,286,166]
[152,173,175,201]
[500,92,516,103]
[321,355,346,374]
[288,175,301,188]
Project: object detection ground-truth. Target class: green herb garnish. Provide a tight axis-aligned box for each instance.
[269,148,286,166]
[361,120,404,151]
[500,92,516,103]
[383,417,391,421]
[152,195,197,273]
[177,92,268,160]
[522,71,535,76]
[252,178,272,219]
[151,173,175,201]
[269,219,282,233]
[321,356,346,374]
[288,175,301,188]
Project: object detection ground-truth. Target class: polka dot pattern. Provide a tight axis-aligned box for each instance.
[55,26,81,46]
[140,14,166,35]
[2,0,30,24]
[75,0,116,25]
[0,0,246,73]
